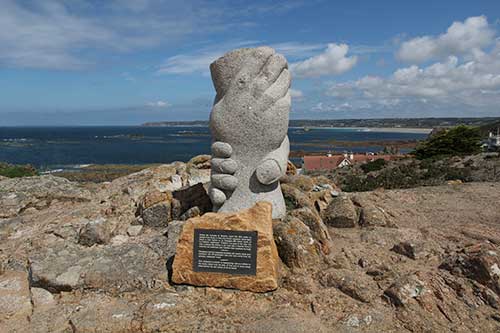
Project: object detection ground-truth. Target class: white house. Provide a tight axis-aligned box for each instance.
[488,129,500,151]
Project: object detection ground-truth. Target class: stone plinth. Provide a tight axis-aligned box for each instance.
[171,202,279,292]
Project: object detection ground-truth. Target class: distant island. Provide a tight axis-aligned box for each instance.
[142,117,500,129]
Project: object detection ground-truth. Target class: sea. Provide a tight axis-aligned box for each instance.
[0,126,428,171]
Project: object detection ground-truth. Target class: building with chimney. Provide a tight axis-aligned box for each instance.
[302,153,398,172]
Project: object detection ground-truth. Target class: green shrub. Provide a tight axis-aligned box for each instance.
[339,157,473,192]
[360,158,387,173]
[0,163,38,178]
[414,125,481,160]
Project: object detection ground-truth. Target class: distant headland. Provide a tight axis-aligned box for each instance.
[142,117,500,130]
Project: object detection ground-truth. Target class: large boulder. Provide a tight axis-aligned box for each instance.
[187,154,211,169]
[141,203,171,227]
[321,195,358,228]
[281,183,315,211]
[309,188,334,213]
[352,196,393,227]
[137,190,172,227]
[273,217,322,270]
[172,183,212,216]
[185,155,211,186]
[280,175,315,192]
[287,208,331,255]
[359,204,389,227]
[78,218,112,246]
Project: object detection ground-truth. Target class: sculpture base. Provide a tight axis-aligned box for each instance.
[171,202,279,293]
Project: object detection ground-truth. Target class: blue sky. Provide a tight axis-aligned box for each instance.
[1,0,500,125]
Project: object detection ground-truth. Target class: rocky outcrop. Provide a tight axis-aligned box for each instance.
[440,243,500,295]
[319,268,378,303]
[0,175,91,218]
[240,308,329,333]
[1,163,500,332]
[384,274,427,306]
[274,217,322,270]
[29,242,167,293]
[321,195,358,228]
[0,271,32,323]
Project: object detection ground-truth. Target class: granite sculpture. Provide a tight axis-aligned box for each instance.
[208,46,291,219]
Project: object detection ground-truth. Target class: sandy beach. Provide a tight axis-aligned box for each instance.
[292,126,433,134]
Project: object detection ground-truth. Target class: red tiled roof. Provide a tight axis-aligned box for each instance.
[303,155,348,171]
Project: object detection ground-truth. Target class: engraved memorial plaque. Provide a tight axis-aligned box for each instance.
[193,229,258,276]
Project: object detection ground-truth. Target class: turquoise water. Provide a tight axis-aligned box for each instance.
[0,126,427,169]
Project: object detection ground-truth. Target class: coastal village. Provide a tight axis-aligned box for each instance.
[300,126,500,173]
[302,152,398,172]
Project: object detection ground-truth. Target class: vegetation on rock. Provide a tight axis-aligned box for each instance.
[322,153,500,192]
[0,162,37,178]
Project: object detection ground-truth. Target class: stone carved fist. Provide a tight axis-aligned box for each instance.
[208,47,291,219]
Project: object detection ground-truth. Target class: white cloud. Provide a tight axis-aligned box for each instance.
[0,1,110,69]
[147,101,170,108]
[290,43,358,78]
[272,42,324,58]
[290,89,304,100]
[157,41,385,77]
[157,50,223,75]
[157,41,325,75]
[397,16,495,63]
[327,41,500,112]
[0,1,202,69]
[2,1,311,70]
[157,40,260,75]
